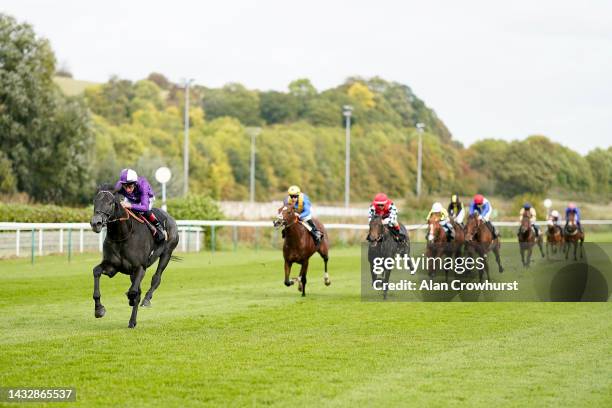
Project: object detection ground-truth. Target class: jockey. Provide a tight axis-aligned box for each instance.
[447,193,465,224]
[368,193,407,242]
[114,168,165,243]
[284,185,322,244]
[565,202,582,232]
[548,210,562,230]
[427,202,455,241]
[468,194,499,238]
[518,203,540,237]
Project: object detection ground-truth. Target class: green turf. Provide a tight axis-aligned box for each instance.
[0,248,610,407]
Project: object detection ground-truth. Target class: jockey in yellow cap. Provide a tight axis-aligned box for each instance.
[284,185,322,244]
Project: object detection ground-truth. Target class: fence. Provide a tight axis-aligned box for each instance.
[1,220,611,261]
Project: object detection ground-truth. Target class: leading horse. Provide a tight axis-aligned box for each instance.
[90,185,180,328]
[426,214,463,281]
[465,213,504,281]
[367,215,411,299]
[273,205,330,297]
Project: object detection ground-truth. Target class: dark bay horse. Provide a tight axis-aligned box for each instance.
[545,223,564,259]
[564,212,584,260]
[90,185,180,328]
[367,215,411,299]
[273,205,329,297]
[465,214,504,281]
[517,213,544,267]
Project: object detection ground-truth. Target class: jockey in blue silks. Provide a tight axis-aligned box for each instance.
[283,185,321,244]
[114,168,166,242]
[468,194,499,238]
[565,202,582,232]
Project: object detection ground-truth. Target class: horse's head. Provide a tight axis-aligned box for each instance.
[465,213,481,241]
[566,212,577,233]
[367,215,385,246]
[273,205,297,229]
[519,213,531,234]
[91,184,120,233]
[427,214,443,243]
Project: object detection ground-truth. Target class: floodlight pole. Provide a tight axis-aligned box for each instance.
[416,123,425,197]
[343,105,353,209]
[248,127,261,203]
[183,78,194,196]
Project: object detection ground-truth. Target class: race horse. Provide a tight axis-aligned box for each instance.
[517,213,544,267]
[426,214,464,281]
[90,185,180,328]
[545,223,564,259]
[564,212,584,261]
[273,205,330,297]
[464,213,504,281]
[366,215,411,299]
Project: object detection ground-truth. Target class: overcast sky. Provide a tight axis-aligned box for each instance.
[3,0,611,153]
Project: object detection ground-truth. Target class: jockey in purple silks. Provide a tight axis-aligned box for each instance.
[114,168,166,242]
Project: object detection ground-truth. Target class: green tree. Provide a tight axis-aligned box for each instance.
[202,83,261,126]
[0,13,93,204]
[260,91,298,124]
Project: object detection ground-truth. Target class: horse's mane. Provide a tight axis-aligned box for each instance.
[97,183,118,194]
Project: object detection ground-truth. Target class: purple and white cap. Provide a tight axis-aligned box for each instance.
[119,168,138,184]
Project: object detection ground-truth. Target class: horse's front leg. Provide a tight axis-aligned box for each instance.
[284,260,294,286]
[93,263,115,318]
[538,237,545,258]
[299,260,309,297]
[127,266,145,328]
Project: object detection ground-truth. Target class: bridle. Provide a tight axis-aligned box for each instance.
[94,190,132,242]
[367,216,384,244]
[274,206,298,230]
[94,191,129,224]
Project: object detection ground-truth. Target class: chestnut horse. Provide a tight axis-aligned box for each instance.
[426,214,464,281]
[564,212,584,260]
[545,223,564,259]
[273,205,330,296]
[465,214,504,281]
[517,213,544,267]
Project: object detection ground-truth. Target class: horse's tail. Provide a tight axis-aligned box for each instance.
[170,255,183,262]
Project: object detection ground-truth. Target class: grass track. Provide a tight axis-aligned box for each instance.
[0,248,610,407]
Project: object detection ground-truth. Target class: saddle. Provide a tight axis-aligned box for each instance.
[126,208,168,241]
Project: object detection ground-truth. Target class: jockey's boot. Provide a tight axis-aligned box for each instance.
[147,213,166,243]
[486,221,499,238]
[307,219,322,245]
[447,224,455,241]
[390,225,407,243]
[577,221,583,233]
[533,224,540,237]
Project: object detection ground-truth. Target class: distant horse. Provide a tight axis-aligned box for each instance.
[367,215,411,299]
[426,214,464,282]
[564,212,584,261]
[517,213,544,267]
[465,214,504,281]
[273,205,330,297]
[545,223,564,259]
[90,185,180,328]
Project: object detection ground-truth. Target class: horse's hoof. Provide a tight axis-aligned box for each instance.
[499,267,504,273]
[284,280,293,287]
[95,306,106,318]
[128,322,137,329]
[301,293,305,297]
[324,278,331,286]
[140,299,151,307]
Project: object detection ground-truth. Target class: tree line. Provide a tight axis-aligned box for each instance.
[1,13,611,206]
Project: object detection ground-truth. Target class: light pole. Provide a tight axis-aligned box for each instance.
[155,167,172,211]
[416,123,425,197]
[247,127,261,203]
[343,105,353,209]
[183,78,194,196]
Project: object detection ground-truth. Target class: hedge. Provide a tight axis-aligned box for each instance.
[1,195,223,223]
